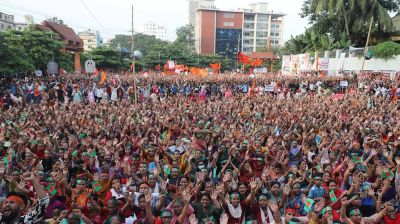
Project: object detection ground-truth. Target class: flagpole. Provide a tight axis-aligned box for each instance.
[131,4,137,105]
[360,17,374,75]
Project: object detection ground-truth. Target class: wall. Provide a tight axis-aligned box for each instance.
[216,11,243,29]
[328,56,400,72]
[199,10,216,54]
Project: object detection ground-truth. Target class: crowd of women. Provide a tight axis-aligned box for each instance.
[0,72,399,224]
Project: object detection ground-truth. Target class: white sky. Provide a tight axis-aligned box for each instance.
[1,0,309,43]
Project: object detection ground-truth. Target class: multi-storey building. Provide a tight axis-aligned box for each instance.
[78,29,103,51]
[188,0,216,27]
[195,2,284,60]
[0,12,15,31]
[140,21,167,41]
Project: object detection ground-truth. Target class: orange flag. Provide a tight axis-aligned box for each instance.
[209,63,221,73]
[99,70,107,85]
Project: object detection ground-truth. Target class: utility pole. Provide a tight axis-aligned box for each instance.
[360,17,374,75]
[237,34,241,71]
[131,4,137,105]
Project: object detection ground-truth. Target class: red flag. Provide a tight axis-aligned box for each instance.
[155,64,161,71]
[93,68,98,77]
[210,63,221,73]
[237,52,250,63]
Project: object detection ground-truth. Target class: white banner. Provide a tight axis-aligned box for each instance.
[337,53,346,72]
[340,80,348,87]
[282,55,291,71]
[168,60,175,69]
[298,53,310,71]
[318,58,329,71]
[265,85,275,92]
[254,67,268,73]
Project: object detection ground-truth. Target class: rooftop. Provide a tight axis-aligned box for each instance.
[197,8,286,17]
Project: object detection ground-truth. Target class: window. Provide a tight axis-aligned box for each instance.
[257,23,268,30]
[244,15,255,21]
[223,22,234,27]
[257,15,268,22]
[244,24,254,29]
[243,39,253,45]
[224,13,235,18]
[256,31,268,38]
[271,24,280,29]
[275,33,279,37]
[244,32,253,37]
[243,47,253,52]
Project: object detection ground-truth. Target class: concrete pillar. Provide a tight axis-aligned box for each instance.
[74,51,81,72]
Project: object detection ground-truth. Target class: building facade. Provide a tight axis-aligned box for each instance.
[196,3,284,60]
[140,21,167,41]
[78,29,103,51]
[188,0,216,27]
[393,14,400,31]
[0,12,15,31]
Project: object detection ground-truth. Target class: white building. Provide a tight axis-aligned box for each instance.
[139,21,167,41]
[78,29,103,51]
[0,12,15,31]
[15,15,35,31]
[242,2,285,52]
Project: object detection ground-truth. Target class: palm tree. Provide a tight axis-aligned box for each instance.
[311,0,395,39]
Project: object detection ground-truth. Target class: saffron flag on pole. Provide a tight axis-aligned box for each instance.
[237,52,250,64]
[210,63,221,73]
[99,70,107,85]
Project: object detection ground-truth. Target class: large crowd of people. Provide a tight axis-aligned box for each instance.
[0,71,399,224]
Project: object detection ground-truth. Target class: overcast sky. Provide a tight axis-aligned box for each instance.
[1,0,309,42]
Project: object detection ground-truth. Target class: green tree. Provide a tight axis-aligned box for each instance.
[174,24,195,51]
[0,30,35,74]
[301,0,400,45]
[19,29,65,72]
[86,47,124,71]
[371,41,400,58]
[47,17,64,25]
[0,28,74,75]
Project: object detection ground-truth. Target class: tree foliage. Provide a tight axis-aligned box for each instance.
[0,28,74,75]
[371,41,400,58]
[301,0,400,45]
[107,24,233,72]
[174,24,195,49]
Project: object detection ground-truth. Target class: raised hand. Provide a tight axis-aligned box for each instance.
[222,172,231,183]
[266,201,279,213]
[126,192,135,202]
[249,178,257,191]
[216,183,225,194]
[144,190,152,204]
[159,179,167,191]
[189,214,198,224]
[181,189,192,202]
[23,172,36,181]
[210,189,218,200]
[283,184,291,196]
[314,200,326,213]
